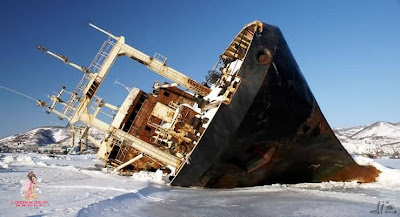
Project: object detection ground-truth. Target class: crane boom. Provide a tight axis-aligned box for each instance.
[120,45,211,96]
[89,23,211,96]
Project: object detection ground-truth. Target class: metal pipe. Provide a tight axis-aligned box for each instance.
[37,46,89,74]
[89,23,119,40]
[115,154,144,171]
[104,103,119,111]
[87,135,101,148]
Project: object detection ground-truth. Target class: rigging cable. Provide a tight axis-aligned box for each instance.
[0,85,39,103]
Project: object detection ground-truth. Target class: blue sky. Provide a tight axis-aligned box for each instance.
[0,0,399,138]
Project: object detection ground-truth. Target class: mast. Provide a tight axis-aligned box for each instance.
[36,23,193,169]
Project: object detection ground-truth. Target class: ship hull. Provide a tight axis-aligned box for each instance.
[172,23,378,188]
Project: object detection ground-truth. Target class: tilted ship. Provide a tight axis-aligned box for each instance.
[36,21,379,188]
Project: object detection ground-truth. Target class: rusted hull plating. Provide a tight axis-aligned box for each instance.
[172,23,379,188]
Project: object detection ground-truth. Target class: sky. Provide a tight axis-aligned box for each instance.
[0,0,399,138]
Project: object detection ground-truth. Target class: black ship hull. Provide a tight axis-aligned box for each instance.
[172,23,378,188]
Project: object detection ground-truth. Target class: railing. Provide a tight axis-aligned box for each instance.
[153,53,167,64]
[88,95,103,115]
[88,37,116,73]
[129,100,150,134]
[61,37,117,117]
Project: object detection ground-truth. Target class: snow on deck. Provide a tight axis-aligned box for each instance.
[1,153,400,217]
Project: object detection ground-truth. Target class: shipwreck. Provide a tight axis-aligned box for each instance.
[36,21,379,188]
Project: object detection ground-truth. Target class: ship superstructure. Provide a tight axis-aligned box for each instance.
[37,21,379,188]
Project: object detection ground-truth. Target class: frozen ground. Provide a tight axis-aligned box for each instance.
[1,154,400,217]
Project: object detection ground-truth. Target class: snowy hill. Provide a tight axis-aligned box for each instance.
[333,121,400,158]
[0,126,104,153]
[1,121,399,157]
[351,121,400,140]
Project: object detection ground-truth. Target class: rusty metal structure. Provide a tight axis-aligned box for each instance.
[36,21,379,188]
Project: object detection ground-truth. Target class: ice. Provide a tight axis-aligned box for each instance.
[373,158,400,169]
[1,120,400,217]
[1,152,400,216]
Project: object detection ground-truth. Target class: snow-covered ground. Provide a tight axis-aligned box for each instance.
[1,153,400,217]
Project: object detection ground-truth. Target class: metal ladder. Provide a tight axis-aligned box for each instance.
[130,100,150,134]
[116,144,130,162]
[61,37,116,116]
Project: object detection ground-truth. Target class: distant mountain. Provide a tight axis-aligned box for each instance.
[333,121,400,158]
[1,121,399,157]
[351,121,400,140]
[0,126,104,153]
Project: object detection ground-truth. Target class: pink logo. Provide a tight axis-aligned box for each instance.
[10,200,49,207]
[10,171,49,207]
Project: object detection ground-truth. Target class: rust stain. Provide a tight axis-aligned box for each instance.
[247,147,276,173]
[323,164,381,183]
[258,54,271,65]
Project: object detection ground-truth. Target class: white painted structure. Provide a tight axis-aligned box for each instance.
[36,24,211,170]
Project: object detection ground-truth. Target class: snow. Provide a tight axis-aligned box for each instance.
[334,121,400,157]
[52,128,70,142]
[352,122,400,139]
[0,126,104,153]
[14,155,36,165]
[203,85,223,102]
[1,153,400,217]
[1,122,399,216]
[228,60,243,75]
[130,170,165,184]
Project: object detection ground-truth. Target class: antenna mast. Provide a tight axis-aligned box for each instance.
[114,79,131,92]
